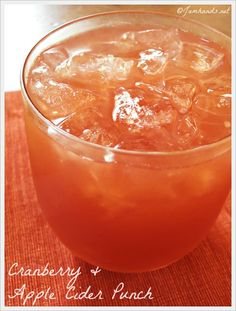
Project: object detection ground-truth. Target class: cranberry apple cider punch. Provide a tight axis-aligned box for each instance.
[22,12,231,272]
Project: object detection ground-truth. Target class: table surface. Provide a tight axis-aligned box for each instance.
[4,4,232,307]
[4,4,231,91]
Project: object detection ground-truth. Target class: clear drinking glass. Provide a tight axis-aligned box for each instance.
[21,11,231,272]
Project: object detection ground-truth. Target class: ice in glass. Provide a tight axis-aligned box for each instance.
[21,12,231,272]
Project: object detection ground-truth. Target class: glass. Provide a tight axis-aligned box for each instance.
[21,11,231,272]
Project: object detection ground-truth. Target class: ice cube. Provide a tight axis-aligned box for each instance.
[121,28,183,59]
[192,92,231,143]
[164,78,197,114]
[112,89,143,125]
[173,113,203,149]
[135,81,165,94]
[112,88,176,129]
[193,93,231,117]
[180,42,224,73]
[41,46,69,70]
[138,49,168,75]
[200,75,231,96]
[79,127,117,147]
[177,114,199,137]
[55,52,134,87]
[58,111,120,147]
[28,76,97,120]
[30,47,70,81]
[32,64,49,75]
[154,109,176,126]
[32,47,91,88]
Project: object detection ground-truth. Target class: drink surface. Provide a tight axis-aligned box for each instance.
[27,24,231,151]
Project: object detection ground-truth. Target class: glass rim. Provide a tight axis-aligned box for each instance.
[21,9,231,157]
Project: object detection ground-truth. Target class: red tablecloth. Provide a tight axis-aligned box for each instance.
[5,91,231,307]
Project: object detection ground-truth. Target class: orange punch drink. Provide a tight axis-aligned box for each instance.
[21,12,231,272]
